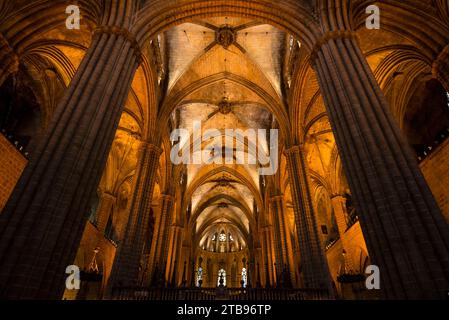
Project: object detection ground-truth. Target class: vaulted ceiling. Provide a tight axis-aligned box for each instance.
[163,17,291,251]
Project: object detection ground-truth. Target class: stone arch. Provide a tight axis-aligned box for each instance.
[134,0,320,51]
[159,72,291,144]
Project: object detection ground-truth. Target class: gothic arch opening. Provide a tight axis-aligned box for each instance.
[402,78,449,159]
[0,73,41,155]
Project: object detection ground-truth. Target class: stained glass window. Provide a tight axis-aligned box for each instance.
[241,267,247,288]
[196,267,203,287]
[217,268,226,286]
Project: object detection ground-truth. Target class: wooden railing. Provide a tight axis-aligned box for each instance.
[111,287,329,300]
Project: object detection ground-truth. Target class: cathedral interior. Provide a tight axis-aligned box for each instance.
[0,0,449,301]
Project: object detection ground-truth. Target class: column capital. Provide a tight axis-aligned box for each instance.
[330,194,346,201]
[93,25,142,63]
[101,191,117,201]
[159,194,174,202]
[170,224,183,231]
[330,194,347,212]
[262,224,273,231]
[284,144,304,155]
[269,194,284,202]
[310,30,357,64]
[97,187,116,199]
[140,140,163,155]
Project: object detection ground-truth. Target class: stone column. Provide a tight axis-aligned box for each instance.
[255,247,262,287]
[96,192,116,234]
[163,225,176,282]
[0,33,18,87]
[0,19,141,299]
[147,194,174,284]
[270,195,295,285]
[284,145,333,296]
[269,197,286,273]
[173,227,184,285]
[265,226,276,286]
[330,195,354,270]
[433,44,449,92]
[279,196,296,285]
[311,31,449,299]
[260,229,269,287]
[166,225,182,282]
[106,142,162,293]
[179,243,191,287]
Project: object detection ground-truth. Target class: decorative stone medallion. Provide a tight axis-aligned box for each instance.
[216,26,236,49]
[218,97,232,114]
